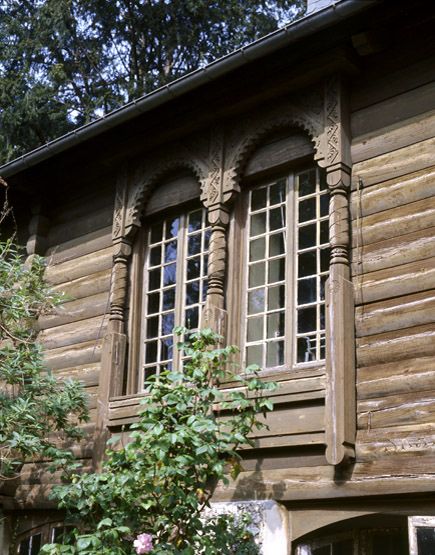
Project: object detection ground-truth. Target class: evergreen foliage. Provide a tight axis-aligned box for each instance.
[41,328,277,554]
[0,0,305,164]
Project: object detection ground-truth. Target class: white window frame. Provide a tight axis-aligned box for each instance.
[408,516,435,555]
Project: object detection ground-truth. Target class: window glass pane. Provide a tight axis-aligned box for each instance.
[188,210,202,232]
[268,258,285,283]
[312,546,330,555]
[298,169,316,197]
[417,527,435,555]
[298,306,317,333]
[266,340,284,367]
[248,289,265,314]
[269,180,286,205]
[269,207,285,231]
[251,187,267,211]
[250,237,266,262]
[165,217,179,239]
[299,223,316,250]
[269,232,285,257]
[320,193,329,217]
[320,220,329,245]
[298,277,316,305]
[267,312,285,339]
[246,344,263,366]
[298,251,316,277]
[143,208,209,386]
[249,262,265,288]
[19,537,31,555]
[297,336,316,363]
[268,285,285,311]
[299,197,316,222]
[250,212,266,236]
[247,316,263,342]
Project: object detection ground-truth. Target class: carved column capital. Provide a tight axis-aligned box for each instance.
[109,239,132,328]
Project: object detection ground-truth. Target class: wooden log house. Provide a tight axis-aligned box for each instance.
[1,0,435,552]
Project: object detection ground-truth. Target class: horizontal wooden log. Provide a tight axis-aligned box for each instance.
[351,166,435,221]
[39,315,107,350]
[351,196,435,248]
[51,191,114,227]
[358,356,435,400]
[39,291,109,329]
[54,363,100,388]
[358,390,435,431]
[352,455,435,479]
[357,323,435,367]
[241,432,325,450]
[44,338,103,370]
[356,289,435,337]
[16,461,92,485]
[212,467,435,503]
[48,205,113,246]
[350,166,435,219]
[354,256,435,305]
[357,429,435,461]
[46,226,112,266]
[351,54,435,112]
[352,109,435,164]
[352,225,435,276]
[45,246,113,285]
[52,268,111,301]
[351,81,435,138]
[240,452,326,471]
[351,137,435,189]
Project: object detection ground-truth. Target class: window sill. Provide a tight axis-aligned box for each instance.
[107,364,326,428]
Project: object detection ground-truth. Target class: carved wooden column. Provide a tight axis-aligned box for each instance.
[94,176,131,468]
[324,76,356,466]
[203,204,230,337]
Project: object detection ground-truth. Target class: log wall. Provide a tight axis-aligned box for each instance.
[350,50,435,477]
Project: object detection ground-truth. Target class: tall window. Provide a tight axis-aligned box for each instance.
[243,167,329,370]
[141,207,210,386]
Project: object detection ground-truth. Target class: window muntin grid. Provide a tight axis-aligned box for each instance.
[18,534,41,555]
[244,167,329,370]
[142,208,209,386]
[295,168,329,364]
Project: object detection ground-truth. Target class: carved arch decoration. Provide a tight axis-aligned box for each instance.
[101,74,355,469]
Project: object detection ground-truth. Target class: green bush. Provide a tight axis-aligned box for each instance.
[43,328,276,554]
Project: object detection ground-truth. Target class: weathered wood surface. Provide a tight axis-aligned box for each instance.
[46,226,112,265]
[358,390,435,430]
[45,247,113,285]
[351,55,435,112]
[358,356,435,400]
[39,315,107,350]
[357,323,435,368]
[54,363,100,388]
[48,205,113,245]
[352,225,435,276]
[351,196,435,248]
[356,289,435,338]
[351,109,435,164]
[39,291,109,329]
[350,166,435,219]
[357,428,435,461]
[44,338,103,370]
[351,81,435,139]
[351,137,435,189]
[354,256,435,305]
[52,268,111,301]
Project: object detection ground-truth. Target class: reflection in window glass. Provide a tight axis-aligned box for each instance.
[143,208,209,386]
[244,168,329,370]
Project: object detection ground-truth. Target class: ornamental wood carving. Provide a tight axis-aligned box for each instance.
[104,75,355,468]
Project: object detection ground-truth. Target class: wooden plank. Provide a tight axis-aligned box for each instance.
[352,225,435,276]
[39,291,109,329]
[351,166,435,220]
[54,363,100,387]
[351,137,435,189]
[352,109,435,164]
[358,356,435,400]
[51,192,114,226]
[44,339,103,370]
[354,256,435,305]
[46,226,112,266]
[351,55,435,112]
[245,132,313,178]
[48,205,113,246]
[212,467,435,503]
[358,390,435,431]
[351,81,435,139]
[45,246,113,285]
[357,429,435,461]
[356,323,435,368]
[356,290,435,338]
[351,196,435,248]
[52,268,111,301]
[39,315,107,350]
